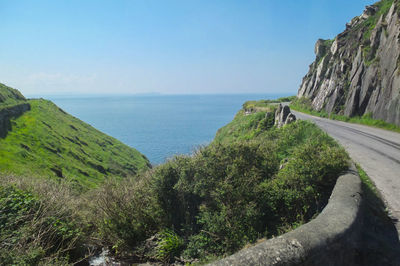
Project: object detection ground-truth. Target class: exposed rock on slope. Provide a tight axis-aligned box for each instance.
[274,104,296,128]
[298,0,400,126]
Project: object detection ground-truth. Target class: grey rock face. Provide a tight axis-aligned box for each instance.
[286,113,297,125]
[315,39,328,60]
[275,104,296,128]
[281,106,291,122]
[298,1,400,126]
[274,104,282,127]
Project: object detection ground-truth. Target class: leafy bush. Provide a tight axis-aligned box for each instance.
[265,132,349,228]
[155,230,184,262]
[89,173,163,254]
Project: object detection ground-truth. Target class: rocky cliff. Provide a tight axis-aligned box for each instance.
[298,0,400,126]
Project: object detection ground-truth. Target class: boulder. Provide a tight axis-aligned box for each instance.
[285,113,297,125]
[275,104,297,128]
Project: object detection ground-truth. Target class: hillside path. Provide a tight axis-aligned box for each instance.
[292,110,400,234]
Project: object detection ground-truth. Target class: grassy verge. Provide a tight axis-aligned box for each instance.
[290,97,400,133]
[356,164,379,198]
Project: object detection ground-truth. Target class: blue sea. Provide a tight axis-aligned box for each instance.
[44,94,288,165]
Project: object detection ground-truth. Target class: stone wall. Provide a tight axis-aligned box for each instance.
[210,166,364,266]
[0,103,30,138]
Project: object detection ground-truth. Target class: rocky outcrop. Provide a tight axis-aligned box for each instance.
[275,104,296,128]
[0,103,31,138]
[298,0,400,126]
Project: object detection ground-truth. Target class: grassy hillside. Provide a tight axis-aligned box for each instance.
[0,98,150,189]
[0,83,27,108]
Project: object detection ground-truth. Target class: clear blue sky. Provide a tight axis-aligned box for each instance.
[0,0,376,95]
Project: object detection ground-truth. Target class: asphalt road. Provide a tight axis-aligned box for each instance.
[291,110,400,233]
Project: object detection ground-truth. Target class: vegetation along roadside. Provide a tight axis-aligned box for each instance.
[0,92,350,264]
[290,97,400,133]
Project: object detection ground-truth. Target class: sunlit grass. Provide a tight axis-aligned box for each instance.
[0,99,150,189]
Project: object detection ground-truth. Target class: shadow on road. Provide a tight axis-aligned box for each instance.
[358,180,400,266]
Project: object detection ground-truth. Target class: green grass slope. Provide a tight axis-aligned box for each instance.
[0,99,150,189]
[214,101,277,143]
[0,83,27,108]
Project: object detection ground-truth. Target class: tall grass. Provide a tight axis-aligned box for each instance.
[87,173,163,255]
[0,175,90,265]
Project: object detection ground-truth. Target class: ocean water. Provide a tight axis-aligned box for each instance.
[45,94,288,165]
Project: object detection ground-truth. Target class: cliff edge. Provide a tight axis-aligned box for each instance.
[298,0,400,126]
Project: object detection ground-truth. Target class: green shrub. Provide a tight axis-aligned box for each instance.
[155,229,184,262]
[89,173,164,254]
[268,134,349,226]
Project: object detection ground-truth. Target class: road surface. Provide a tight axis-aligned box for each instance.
[292,110,400,233]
